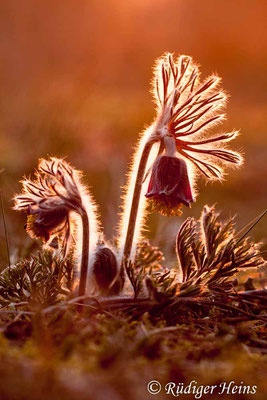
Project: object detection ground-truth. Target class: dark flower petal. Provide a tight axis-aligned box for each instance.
[26,207,68,242]
[145,156,193,216]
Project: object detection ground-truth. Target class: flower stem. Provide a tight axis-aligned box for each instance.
[78,210,90,298]
[122,140,154,262]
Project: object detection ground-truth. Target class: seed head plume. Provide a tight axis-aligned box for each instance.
[14,157,100,297]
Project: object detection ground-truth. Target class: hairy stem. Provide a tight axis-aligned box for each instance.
[122,140,154,262]
[78,210,90,297]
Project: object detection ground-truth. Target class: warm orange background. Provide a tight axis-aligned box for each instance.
[0,0,266,264]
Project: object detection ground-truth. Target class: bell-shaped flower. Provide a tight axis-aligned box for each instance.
[14,158,87,254]
[118,54,243,265]
[14,157,100,297]
[145,134,194,216]
[145,155,193,216]
[25,205,69,243]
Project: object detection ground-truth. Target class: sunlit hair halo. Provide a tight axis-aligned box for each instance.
[152,53,242,179]
[14,157,123,297]
[119,53,242,265]
[14,157,100,297]
[15,159,75,249]
[13,53,243,298]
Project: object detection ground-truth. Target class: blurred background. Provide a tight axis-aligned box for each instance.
[0,0,266,267]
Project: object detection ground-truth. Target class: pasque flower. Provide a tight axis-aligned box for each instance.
[25,206,68,243]
[14,157,100,298]
[145,138,194,216]
[119,53,242,264]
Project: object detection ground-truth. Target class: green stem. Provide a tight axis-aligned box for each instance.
[78,210,90,298]
[122,140,154,262]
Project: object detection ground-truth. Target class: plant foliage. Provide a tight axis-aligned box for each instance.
[0,251,74,307]
[177,206,266,296]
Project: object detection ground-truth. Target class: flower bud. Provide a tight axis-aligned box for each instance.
[92,247,124,295]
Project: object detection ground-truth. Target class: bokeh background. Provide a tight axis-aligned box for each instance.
[0,0,266,267]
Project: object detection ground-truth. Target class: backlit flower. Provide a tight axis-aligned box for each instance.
[14,157,100,297]
[25,206,69,243]
[118,53,242,266]
[145,155,193,216]
[14,158,87,254]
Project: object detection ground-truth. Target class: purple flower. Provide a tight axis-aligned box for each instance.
[145,155,194,216]
[25,205,69,243]
[14,158,86,255]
